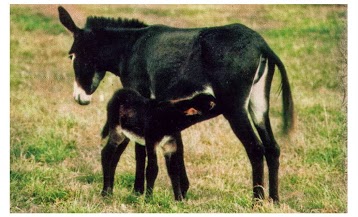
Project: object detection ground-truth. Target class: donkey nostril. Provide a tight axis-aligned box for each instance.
[77,94,91,105]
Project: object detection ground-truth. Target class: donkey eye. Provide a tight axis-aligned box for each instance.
[68,54,76,61]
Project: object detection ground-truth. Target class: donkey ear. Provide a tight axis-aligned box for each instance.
[58,6,79,33]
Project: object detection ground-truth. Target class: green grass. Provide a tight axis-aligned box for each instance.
[10,7,66,35]
[10,4,347,213]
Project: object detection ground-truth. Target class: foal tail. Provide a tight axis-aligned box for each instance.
[101,121,110,139]
[265,47,295,134]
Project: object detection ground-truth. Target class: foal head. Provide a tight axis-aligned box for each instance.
[148,93,217,135]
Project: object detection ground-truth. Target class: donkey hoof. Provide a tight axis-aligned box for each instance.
[252,198,264,208]
[269,196,280,205]
[132,187,144,195]
[101,189,113,197]
[253,185,265,200]
[174,194,184,201]
[181,187,189,199]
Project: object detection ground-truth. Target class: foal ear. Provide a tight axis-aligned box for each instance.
[58,6,80,33]
[209,101,216,110]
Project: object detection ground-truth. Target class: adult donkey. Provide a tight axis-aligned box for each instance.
[58,6,294,203]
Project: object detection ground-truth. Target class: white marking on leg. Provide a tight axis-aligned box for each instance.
[244,56,263,110]
[109,126,126,145]
[253,56,264,83]
[158,136,177,156]
[122,129,145,146]
[249,56,269,125]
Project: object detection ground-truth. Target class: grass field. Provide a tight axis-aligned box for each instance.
[10,4,347,213]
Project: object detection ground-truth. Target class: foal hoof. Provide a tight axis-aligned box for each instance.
[144,194,153,203]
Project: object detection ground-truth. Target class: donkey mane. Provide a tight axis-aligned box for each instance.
[85,16,148,30]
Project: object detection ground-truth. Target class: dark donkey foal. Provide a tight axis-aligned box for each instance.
[101,89,216,200]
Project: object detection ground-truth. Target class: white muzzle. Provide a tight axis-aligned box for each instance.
[73,81,92,105]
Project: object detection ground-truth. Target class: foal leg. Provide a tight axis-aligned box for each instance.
[145,140,159,199]
[133,143,146,195]
[224,109,265,202]
[164,153,183,201]
[162,134,188,201]
[175,133,190,198]
[101,136,129,196]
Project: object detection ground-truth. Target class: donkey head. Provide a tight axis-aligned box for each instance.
[58,6,106,105]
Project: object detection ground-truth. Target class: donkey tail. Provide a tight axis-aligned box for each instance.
[101,121,110,139]
[265,47,295,133]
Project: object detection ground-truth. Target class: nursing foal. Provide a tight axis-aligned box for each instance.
[101,88,216,199]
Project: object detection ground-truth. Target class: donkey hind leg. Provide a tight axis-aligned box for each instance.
[249,58,280,202]
[101,135,130,196]
[224,107,265,202]
[249,106,280,203]
[162,133,189,201]
[133,143,146,195]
